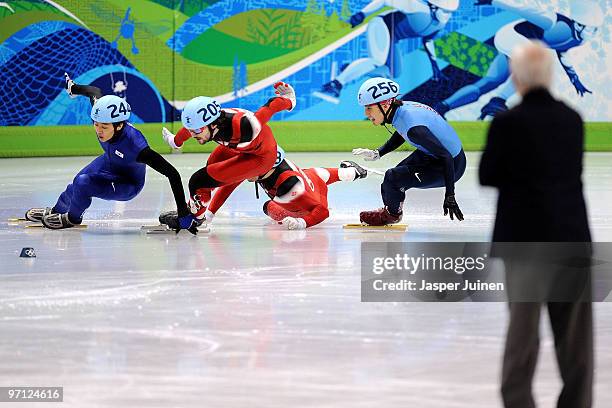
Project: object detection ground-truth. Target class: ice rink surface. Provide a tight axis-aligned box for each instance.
[1,152,611,407]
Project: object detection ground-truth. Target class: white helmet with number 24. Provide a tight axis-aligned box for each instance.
[90,95,131,123]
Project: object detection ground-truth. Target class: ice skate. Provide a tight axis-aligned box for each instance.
[160,210,206,228]
[359,207,402,226]
[41,212,77,229]
[25,207,54,223]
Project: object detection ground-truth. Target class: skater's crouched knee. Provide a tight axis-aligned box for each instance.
[72,174,93,192]
[189,167,220,192]
[383,168,400,186]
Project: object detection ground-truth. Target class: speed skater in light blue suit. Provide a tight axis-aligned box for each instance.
[434,0,604,119]
[313,0,459,104]
[25,75,198,233]
[352,77,465,226]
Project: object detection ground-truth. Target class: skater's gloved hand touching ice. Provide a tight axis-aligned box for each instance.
[352,148,380,161]
[162,127,180,149]
[177,214,199,235]
[281,217,307,230]
[273,82,296,111]
[443,194,464,221]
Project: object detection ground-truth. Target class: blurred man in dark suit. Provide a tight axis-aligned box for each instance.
[479,41,593,408]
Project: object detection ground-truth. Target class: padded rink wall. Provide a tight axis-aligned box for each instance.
[0,0,610,156]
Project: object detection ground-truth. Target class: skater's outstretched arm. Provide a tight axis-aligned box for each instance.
[70,84,103,106]
[65,73,102,106]
[279,192,330,229]
[163,126,193,148]
[377,131,405,157]
[301,203,330,228]
[255,82,295,124]
[136,147,191,217]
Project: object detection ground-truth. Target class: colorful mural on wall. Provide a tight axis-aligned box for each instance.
[1,0,610,127]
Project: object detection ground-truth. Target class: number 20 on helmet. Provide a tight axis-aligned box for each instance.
[181,96,222,130]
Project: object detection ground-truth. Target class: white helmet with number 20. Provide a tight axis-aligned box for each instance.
[181,96,222,130]
[90,95,131,123]
[357,77,400,106]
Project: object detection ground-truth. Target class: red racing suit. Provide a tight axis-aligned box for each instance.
[172,97,292,217]
[260,157,351,227]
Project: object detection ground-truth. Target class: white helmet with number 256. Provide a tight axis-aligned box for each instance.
[357,77,400,106]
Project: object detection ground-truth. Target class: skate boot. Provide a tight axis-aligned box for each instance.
[340,160,367,180]
[359,207,402,226]
[312,79,342,104]
[42,212,78,229]
[64,72,76,98]
[159,210,178,226]
[25,207,54,223]
[159,210,206,229]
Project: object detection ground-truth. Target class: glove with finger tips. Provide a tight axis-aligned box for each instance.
[352,148,380,161]
[273,81,296,111]
[162,127,180,149]
[281,216,307,230]
[443,194,464,221]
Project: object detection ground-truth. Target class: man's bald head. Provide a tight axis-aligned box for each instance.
[510,41,554,96]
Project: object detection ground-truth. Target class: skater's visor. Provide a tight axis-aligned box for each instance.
[189,127,205,135]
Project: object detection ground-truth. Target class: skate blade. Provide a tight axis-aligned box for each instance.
[141,224,173,234]
[8,217,29,223]
[25,224,87,229]
[140,225,210,234]
[343,223,407,231]
[312,91,340,104]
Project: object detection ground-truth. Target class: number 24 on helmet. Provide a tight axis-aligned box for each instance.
[91,95,131,123]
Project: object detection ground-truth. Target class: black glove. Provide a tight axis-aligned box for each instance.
[443,194,464,221]
[475,0,493,5]
[349,12,365,28]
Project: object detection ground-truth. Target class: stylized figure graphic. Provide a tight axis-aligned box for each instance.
[434,0,604,119]
[314,0,460,104]
[111,7,139,55]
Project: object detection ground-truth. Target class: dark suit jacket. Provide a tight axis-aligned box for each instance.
[479,88,591,242]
